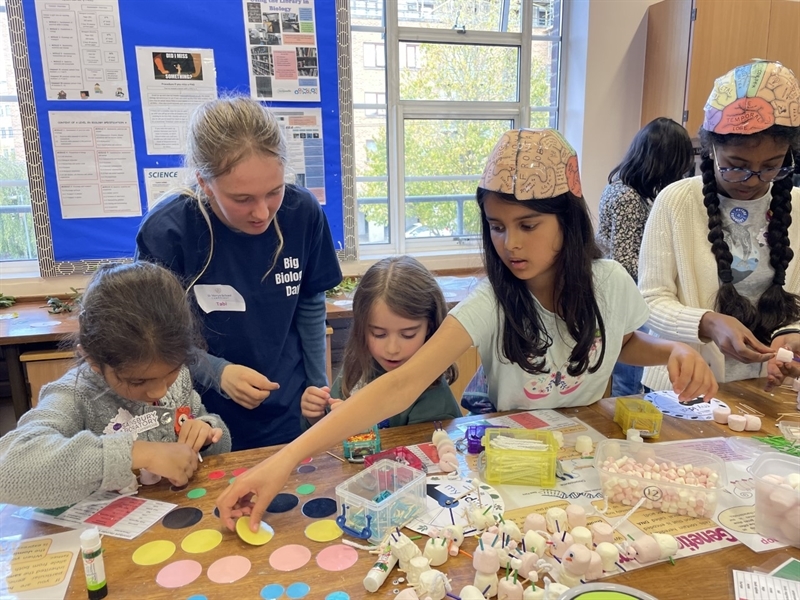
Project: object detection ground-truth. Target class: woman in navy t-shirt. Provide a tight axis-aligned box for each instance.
[136,97,342,451]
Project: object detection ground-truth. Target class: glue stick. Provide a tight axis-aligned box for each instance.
[80,528,108,600]
[363,547,398,592]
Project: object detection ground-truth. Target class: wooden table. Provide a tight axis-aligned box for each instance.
[1,379,797,599]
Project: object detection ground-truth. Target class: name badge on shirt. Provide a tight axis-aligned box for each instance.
[103,409,160,437]
[194,284,247,313]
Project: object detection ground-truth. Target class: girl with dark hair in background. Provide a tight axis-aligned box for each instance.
[301,255,460,429]
[639,61,800,391]
[217,128,717,531]
[597,117,694,396]
[0,262,231,509]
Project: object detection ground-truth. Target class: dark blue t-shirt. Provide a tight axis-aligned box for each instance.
[135,185,342,451]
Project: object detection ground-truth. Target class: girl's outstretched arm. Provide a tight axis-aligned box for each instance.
[618,331,718,401]
[216,315,473,532]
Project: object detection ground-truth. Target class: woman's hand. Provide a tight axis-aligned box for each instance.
[699,312,775,364]
[666,343,719,402]
[132,441,198,486]
[301,386,331,419]
[765,333,800,390]
[216,453,293,532]
[221,364,280,409]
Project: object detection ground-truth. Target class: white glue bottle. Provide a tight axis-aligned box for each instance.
[363,547,398,592]
[80,528,108,600]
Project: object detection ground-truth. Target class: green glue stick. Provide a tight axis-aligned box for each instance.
[80,528,108,600]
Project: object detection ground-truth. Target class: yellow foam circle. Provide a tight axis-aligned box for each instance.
[180,529,223,554]
[235,517,275,546]
[132,540,176,566]
[304,519,343,543]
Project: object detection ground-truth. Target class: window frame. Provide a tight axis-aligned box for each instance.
[351,0,563,259]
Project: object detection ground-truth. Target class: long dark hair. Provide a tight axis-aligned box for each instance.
[341,255,457,398]
[75,262,204,371]
[609,117,694,200]
[477,188,606,376]
[698,125,800,343]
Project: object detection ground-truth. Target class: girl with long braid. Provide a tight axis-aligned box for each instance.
[639,61,800,391]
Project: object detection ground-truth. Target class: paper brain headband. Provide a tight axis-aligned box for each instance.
[479,129,583,200]
[702,61,800,134]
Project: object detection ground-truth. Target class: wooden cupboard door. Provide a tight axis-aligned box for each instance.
[685,0,771,135]
[766,1,800,76]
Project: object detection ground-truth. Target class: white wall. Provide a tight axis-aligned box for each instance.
[563,0,661,220]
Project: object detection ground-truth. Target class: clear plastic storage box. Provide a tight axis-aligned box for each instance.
[594,439,727,518]
[335,459,426,543]
[748,451,800,547]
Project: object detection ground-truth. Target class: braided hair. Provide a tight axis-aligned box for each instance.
[699,126,800,343]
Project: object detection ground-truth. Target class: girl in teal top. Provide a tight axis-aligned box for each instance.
[301,255,461,429]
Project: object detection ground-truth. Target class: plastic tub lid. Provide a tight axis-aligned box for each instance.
[747,450,800,479]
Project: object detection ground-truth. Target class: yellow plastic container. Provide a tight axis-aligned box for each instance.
[613,397,663,438]
[479,428,558,487]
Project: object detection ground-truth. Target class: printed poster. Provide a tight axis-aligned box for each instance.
[143,168,190,210]
[135,47,218,155]
[243,0,320,101]
[273,108,325,203]
[35,0,129,101]
[48,111,141,219]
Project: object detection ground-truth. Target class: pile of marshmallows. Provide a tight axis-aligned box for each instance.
[755,470,800,547]
[711,407,761,432]
[599,454,719,518]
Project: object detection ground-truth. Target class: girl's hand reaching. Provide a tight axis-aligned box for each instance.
[177,418,223,452]
[699,312,775,364]
[217,453,293,532]
[666,343,719,402]
[765,333,800,390]
[132,440,198,486]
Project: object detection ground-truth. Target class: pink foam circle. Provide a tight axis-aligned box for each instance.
[207,555,251,584]
[155,560,203,588]
[208,470,226,480]
[269,544,312,571]
[315,544,359,572]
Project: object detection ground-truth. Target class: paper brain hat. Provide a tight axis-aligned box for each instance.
[702,61,800,134]
[479,128,583,200]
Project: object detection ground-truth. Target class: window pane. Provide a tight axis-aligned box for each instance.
[354,109,390,245]
[531,41,559,108]
[529,111,556,129]
[533,0,561,36]
[403,119,512,238]
[350,0,384,26]
[398,0,522,32]
[0,2,36,261]
[400,44,518,102]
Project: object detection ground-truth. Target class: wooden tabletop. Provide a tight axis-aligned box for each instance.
[1,379,798,599]
[0,301,79,345]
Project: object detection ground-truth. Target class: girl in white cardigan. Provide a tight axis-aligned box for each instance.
[639,61,800,390]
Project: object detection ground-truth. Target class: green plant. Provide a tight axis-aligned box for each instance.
[43,287,83,314]
[326,277,358,298]
[0,294,16,308]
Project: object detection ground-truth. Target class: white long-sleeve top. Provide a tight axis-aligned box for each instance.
[638,177,800,390]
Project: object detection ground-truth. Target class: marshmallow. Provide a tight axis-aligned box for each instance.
[395,589,421,600]
[776,347,795,363]
[417,569,450,600]
[473,545,500,573]
[471,508,497,530]
[459,586,486,600]
[551,431,564,448]
[497,576,524,600]
[575,435,593,455]
[561,543,592,576]
[590,522,615,545]
[627,428,643,442]
[436,439,456,456]
[631,534,661,564]
[545,507,568,533]
[518,551,540,580]
[473,571,498,598]
[431,429,450,446]
[523,512,547,533]
[391,533,421,570]
[570,525,592,548]
[423,537,449,567]
[596,542,620,571]
[405,556,431,585]
[438,452,459,473]
[744,415,761,431]
[500,519,523,542]
[565,504,587,529]
[652,533,678,558]
[523,530,547,557]
[585,550,604,581]
[549,531,574,559]
[712,406,731,424]
[138,468,161,485]
[727,414,747,432]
